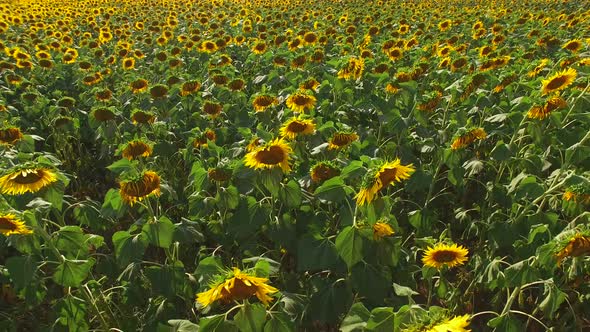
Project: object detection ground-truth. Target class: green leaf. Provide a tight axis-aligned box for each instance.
[335,226,365,268]
[351,263,391,304]
[307,280,354,323]
[112,231,147,266]
[490,141,512,161]
[233,303,267,332]
[168,320,199,332]
[365,307,395,332]
[539,282,566,319]
[297,234,340,272]
[314,177,353,203]
[504,259,538,287]
[263,313,295,332]
[340,302,371,332]
[52,258,95,287]
[278,180,302,208]
[101,188,126,219]
[392,283,418,297]
[142,216,176,248]
[53,226,88,257]
[189,162,209,191]
[487,314,523,331]
[215,185,240,209]
[107,158,134,175]
[340,161,365,180]
[195,256,224,285]
[6,255,37,289]
[57,295,89,332]
[199,314,238,332]
[145,265,187,299]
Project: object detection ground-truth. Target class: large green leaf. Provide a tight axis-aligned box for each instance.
[6,255,37,289]
[112,231,148,266]
[297,234,340,272]
[142,216,176,248]
[365,307,395,332]
[335,226,365,269]
[233,303,267,332]
[52,258,95,287]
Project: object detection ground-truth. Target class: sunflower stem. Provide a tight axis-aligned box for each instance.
[500,286,521,317]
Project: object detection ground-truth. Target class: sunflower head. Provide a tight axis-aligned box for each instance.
[310,161,341,183]
[208,167,233,183]
[244,138,292,173]
[555,233,590,266]
[328,131,359,150]
[279,116,316,140]
[422,242,469,269]
[451,127,487,150]
[0,166,59,195]
[373,221,394,239]
[131,109,156,124]
[121,139,153,160]
[0,126,23,145]
[91,107,117,122]
[180,80,201,96]
[202,101,223,118]
[541,68,577,95]
[0,213,33,236]
[119,171,161,206]
[285,92,316,113]
[196,267,278,308]
[252,95,278,112]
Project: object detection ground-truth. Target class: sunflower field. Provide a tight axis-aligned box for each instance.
[0,0,589,331]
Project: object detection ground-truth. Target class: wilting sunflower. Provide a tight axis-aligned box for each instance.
[286,92,316,113]
[150,84,169,99]
[373,222,394,239]
[555,233,590,266]
[0,214,33,236]
[244,138,292,173]
[208,167,233,183]
[131,110,156,124]
[355,159,415,206]
[328,132,359,150]
[562,184,590,205]
[451,128,487,150]
[121,139,153,160]
[95,89,113,102]
[196,267,278,307]
[0,127,23,145]
[228,79,246,92]
[119,171,161,206]
[202,101,223,119]
[541,68,577,95]
[252,95,278,112]
[426,315,471,332]
[180,81,201,96]
[310,161,340,183]
[279,116,315,139]
[527,95,567,120]
[0,167,58,195]
[91,107,116,122]
[422,243,469,269]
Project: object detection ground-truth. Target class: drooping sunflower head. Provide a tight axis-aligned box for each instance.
[373,221,394,240]
[310,161,341,183]
[119,171,161,206]
[285,92,317,113]
[0,126,23,145]
[120,139,153,160]
[451,127,487,150]
[252,95,278,112]
[91,106,117,122]
[0,166,59,195]
[202,101,223,119]
[180,80,201,96]
[0,213,33,236]
[355,159,415,206]
[192,129,217,149]
[328,131,359,150]
[562,39,583,53]
[208,166,233,183]
[244,137,293,173]
[150,84,169,99]
[130,109,156,124]
[422,242,469,269]
[541,67,577,95]
[279,116,316,140]
[555,231,590,266]
[196,267,279,308]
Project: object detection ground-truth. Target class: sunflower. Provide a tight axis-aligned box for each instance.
[208,167,233,182]
[244,138,292,173]
[355,159,415,206]
[251,41,267,54]
[228,79,246,92]
[200,40,218,53]
[337,56,365,80]
[131,110,156,124]
[202,101,223,119]
[426,315,471,332]
[373,222,394,239]
[91,107,116,122]
[279,116,315,139]
[451,128,487,150]
[180,81,201,96]
[385,83,400,94]
[422,243,469,269]
[95,89,113,102]
[0,167,58,195]
[286,92,316,113]
[252,95,278,112]
[122,57,135,70]
[0,214,33,236]
[0,127,23,145]
[150,84,169,99]
[527,96,567,120]
[247,137,261,152]
[192,130,217,149]
[541,68,577,95]
[121,140,153,160]
[555,233,590,266]
[119,171,161,206]
[196,267,278,307]
[310,161,340,183]
[328,132,359,150]
[562,184,590,204]
[562,39,583,53]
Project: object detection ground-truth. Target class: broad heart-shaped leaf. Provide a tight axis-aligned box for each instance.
[189,162,209,191]
[142,216,175,248]
[263,313,295,332]
[52,226,89,258]
[504,259,539,287]
[297,234,341,272]
[6,255,37,289]
[314,176,353,203]
[145,264,187,299]
[307,279,354,324]
[52,258,95,287]
[41,178,66,211]
[199,314,238,332]
[539,282,566,319]
[233,303,267,332]
[57,295,89,332]
[340,302,371,332]
[351,263,392,304]
[365,307,395,332]
[194,256,224,285]
[167,319,199,332]
[106,158,135,175]
[336,226,365,269]
[112,231,148,267]
[101,188,126,219]
[278,180,302,208]
[215,185,239,210]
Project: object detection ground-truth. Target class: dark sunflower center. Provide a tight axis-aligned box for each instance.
[545,76,568,90]
[204,103,222,114]
[378,168,398,187]
[256,97,274,107]
[286,121,307,133]
[122,175,159,197]
[0,128,22,143]
[124,60,133,67]
[432,250,458,263]
[255,44,265,51]
[132,112,154,123]
[332,133,355,146]
[0,217,18,231]
[126,143,149,156]
[256,146,285,165]
[221,278,257,301]
[13,171,43,184]
[293,95,310,106]
[570,237,590,257]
